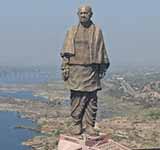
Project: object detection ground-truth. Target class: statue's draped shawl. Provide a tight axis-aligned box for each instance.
[61,23,109,65]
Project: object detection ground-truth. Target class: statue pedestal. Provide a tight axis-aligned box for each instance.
[58,134,131,150]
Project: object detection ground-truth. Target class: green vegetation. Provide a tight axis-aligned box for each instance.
[146,110,160,120]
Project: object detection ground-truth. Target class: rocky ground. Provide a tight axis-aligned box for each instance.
[0,81,160,150]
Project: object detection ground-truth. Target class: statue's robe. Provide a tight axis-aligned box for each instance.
[61,22,109,92]
[61,22,109,126]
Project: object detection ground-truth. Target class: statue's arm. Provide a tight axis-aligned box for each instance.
[60,29,71,81]
[98,28,110,79]
[61,55,69,81]
[99,62,110,79]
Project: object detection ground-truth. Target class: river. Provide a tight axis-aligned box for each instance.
[0,90,45,150]
[0,111,38,150]
[0,68,52,149]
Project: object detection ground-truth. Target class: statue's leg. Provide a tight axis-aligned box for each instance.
[70,90,88,134]
[85,91,97,127]
[84,91,98,135]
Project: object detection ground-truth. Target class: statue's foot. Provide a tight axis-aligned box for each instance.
[85,126,99,136]
[70,123,83,135]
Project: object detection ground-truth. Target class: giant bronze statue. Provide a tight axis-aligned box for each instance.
[61,5,110,135]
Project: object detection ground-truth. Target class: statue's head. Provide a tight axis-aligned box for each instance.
[77,5,93,24]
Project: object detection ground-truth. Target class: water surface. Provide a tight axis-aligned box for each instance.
[0,111,38,150]
[0,90,47,100]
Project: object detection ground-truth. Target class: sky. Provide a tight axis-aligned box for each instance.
[0,0,160,69]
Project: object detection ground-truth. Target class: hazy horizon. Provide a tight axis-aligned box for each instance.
[0,0,160,69]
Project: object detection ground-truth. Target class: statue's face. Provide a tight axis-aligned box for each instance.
[78,6,92,23]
